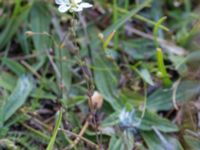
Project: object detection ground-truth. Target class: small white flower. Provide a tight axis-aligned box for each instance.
[55,0,93,13]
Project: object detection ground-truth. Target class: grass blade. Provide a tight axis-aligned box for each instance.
[46,109,62,150]
[156,48,172,86]
[0,75,34,124]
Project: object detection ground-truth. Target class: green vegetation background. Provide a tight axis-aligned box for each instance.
[0,0,200,149]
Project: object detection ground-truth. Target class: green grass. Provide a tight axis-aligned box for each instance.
[0,0,200,149]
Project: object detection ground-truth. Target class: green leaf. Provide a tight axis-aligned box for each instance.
[136,69,154,86]
[140,69,154,86]
[0,75,34,124]
[0,3,31,50]
[122,39,155,60]
[46,109,62,150]
[147,80,200,111]
[120,89,144,107]
[103,31,116,50]
[55,47,72,93]
[156,48,172,86]
[141,131,183,150]
[0,72,17,91]
[90,0,152,50]
[138,110,178,132]
[1,58,26,76]
[109,136,123,150]
[109,132,134,150]
[174,51,200,71]
[101,112,120,127]
[141,131,165,150]
[103,0,152,37]
[153,16,168,47]
[31,88,57,100]
[64,96,86,108]
[30,1,51,70]
[93,54,121,110]
[101,110,178,133]
[0,72,56,100]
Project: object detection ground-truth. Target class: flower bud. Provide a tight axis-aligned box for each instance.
[98,33,104,42]
[25,31,34,37]
[90,91,103,109]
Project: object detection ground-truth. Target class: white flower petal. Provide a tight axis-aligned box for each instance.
[79,2,92,8]
[58,5,70,13]
[74,0,82,4]
[71,6,83,12]
[55,0,70,5]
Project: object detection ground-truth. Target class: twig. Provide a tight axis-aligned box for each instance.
[62,114,96,150]
[21,60,41,79]
[78,13,94,81]
[59,128,99,149]
[22,123,50,141]
[172,78,181,110]
[20,109,53,131]
[185,129,200,138]
[46,49,62,85]
[78,13,92,60]
[51,14,76,52]
[11,51,46,60]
